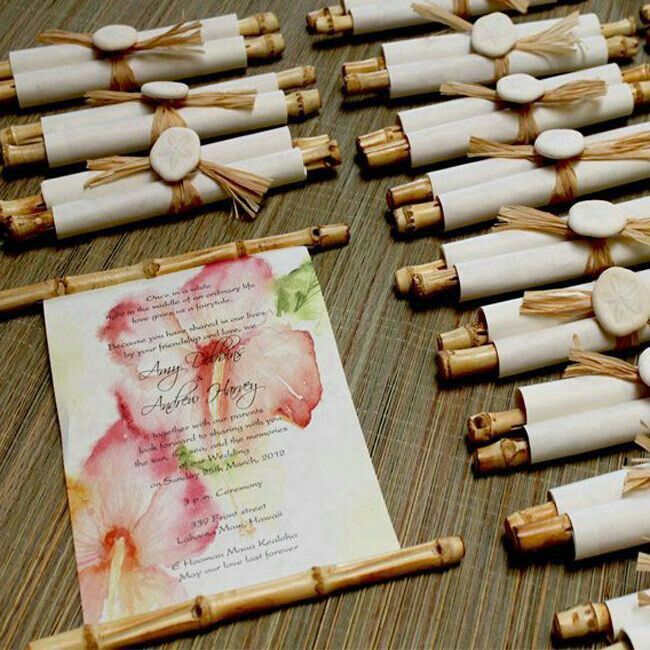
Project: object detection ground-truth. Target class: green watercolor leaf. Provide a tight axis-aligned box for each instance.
[274,260,324,322]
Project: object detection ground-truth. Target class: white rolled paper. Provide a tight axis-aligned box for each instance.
[8,15,240,75]
[605,595,650,639]
[388,36,608,98]
[437,122,650,231]
[568,494,650,560]
[518,375,647,426]
[40,71,283,134]
[44,90,289,167]
[53,147,308,239]
[40,126,294,207]
[525,398,650,464]
[14,37,249,108]
[442,195,650,267]
[621,624,650,650]
[382,13,600,67]
[407,83,635,167]
[397,63,624,133]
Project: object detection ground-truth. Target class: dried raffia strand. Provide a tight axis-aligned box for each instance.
[411,3,473,31]
[638,588,650,606]
[520,289,595,318]
[514,11,579,56]
[540,79,607,104]
[37,22,203,91]
[562,348,640,381]
[439,81,498,101]
[623,467,650,494]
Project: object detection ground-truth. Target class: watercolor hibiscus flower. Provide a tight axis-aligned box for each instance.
[69,402,219,623]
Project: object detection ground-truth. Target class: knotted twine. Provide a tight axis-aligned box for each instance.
[37,22,203,92]
[440,79,607,143]
[468,131,650,204]
[83,153,271,220]
[84,88,257,143]
[494,205,650,276]
[411,5,579,78]
[451,0,529,16]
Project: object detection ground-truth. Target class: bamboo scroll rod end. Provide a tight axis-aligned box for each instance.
[504,502,558,543]
[0,59,12,81]
[631,81,650,105]
[622,63,650,83]
[314,13,353,35]
[362,141,410,168]
[342,57,385,76]
[0,79,17,104]
[386,179,433,210]
[394,260,447,296]
[310,224,350,249]
[472,438,530,474]
[601,16,638,38]
[2,141,47,167]
[286,89,322,119]
[411,268,459,300]
[356,126,404,152]
[276,66,317,89]
[467,407,526,444]
[245,33,285,60]
[0,127,12,148]
[510,514,573,553]
[642,4,650,24]
[6,121,44,146]
[3,210,55,241]
[28,627,86,650]
[552,602,611,640]
[306,7,344,32]
[392,202,443,235]
[238,13,281,36]
[437,323,488,351]
[606,36,640,59]
[343,70,389,96]
[435,344,499,381]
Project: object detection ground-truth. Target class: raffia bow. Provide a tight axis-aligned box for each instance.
[85,89,257,142]
[84,153,271,220]
[440,79,607,143]
[411,5,578,78]
[562,347,641,380]
[37,22,203,91]
[469,132,650,204]
[494,205,650,276]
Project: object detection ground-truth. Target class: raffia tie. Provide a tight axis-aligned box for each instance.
[495,205,650,278]
[37,22,203,91]
[469,132,650,204]
[85,89,257,142]
[84,155,271,220]
[411,6,578,77]
[440,79,607,143]
[562,347,641,381]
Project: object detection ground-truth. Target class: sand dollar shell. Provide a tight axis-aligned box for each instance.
[496,74,544,104]
[150,127,201,182]
[92,25,138,52]
[568,200,627,239]
[534,129,585,160]
[141,81,190,101]
[470,13,517,58]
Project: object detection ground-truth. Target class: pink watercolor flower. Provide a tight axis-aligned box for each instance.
[70,409,219,623]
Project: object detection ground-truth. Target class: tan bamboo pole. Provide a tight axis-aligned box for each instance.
[343,36,640,96]
[1,89,323,168]
[472,437,531,474]
[0,224,351,314]
[29,538,465,650]
[0,59,11,80]
[392,200,444,235]
[387,178,433,210]
[342,57,386,76]
[394,259,445,295]
[313,12,353,35]
[467,407,526,444]
[356,125,404,152]
[504,501,559,540]
[437,322,489,351]
[553,601,613,640]
[436,344,500,380]
[306,6,344,32]
[276,65,317,89]
[509,513,574,552]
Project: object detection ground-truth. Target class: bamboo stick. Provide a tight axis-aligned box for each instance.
[314,12,353,35]
[387,178,433,210]
[276,65,317,89]
[343,37,641,97]
[437,322,489,351]
[0,59,11,80]
[436,344,500,380]
[510,513,574,552]
[285,89,322,120]
[467,407,526,444]
[0,78,16,104]
[29,538,465,650]
[357,125,404,153]
[392,201,443,234]
[237,12,281,36]
[504,501,558,540]
[622,63,650,83]
[553,601,612,640]
[411,267,459,299]
[394,259,445,295]
[2,141,46,167]
[0,224,351,314]
[342,57,386,77]
[306,6,344,32]
[472,437,531,474]
[642,5,650,24]
[245,33,286,59]
[600,16,638,38]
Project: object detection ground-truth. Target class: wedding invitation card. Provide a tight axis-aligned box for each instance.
[44,247,398,624]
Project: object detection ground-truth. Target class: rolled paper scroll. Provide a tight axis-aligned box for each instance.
[391,122,650,234]
[615,625,650,650]
[29,539,465,650]
[3,86,322,169]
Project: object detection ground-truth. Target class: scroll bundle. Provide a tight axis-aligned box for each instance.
[435,267,650,381]
[394,197,650,302]
[0,13,285,109]
[342,12,639,99]
[1,67,320,169]
[387,122,650,235]
[358,67,650,169]
[0,126,341,241]
[467,348,650,472]
[307,0,556,37]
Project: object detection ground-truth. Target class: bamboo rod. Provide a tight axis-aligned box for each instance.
[600,16,638,38]
[306,6,344,32]
[510,513,573,552]
[642,5,650,24]
[285,89,322,119]
[392,201,443,234]
[631,81,650,105]
[472,437,531,474]
[411,267,459,299]
[276,65,317,89]
[0,194,45,220]
[237,12,281,36]
[314,13,353,35]
[394,260,445,295]
[0,59,11,80]
[553,602,612,640]
[356,126,405,153]
[245,33,286,59]
[504,501,558,541]
[467,407,526,444]
[29,538,465,650]
[2,141,46,167]
[437,322,489,351]
[362,140,410,168]
[607,36,640,59]
[0,78,16,104]
[6,121,43,145]
[622,63,650,83]
[387,179,433,210]
[0,224,351,314]
[342,57,386,76]
[436,344,499,380]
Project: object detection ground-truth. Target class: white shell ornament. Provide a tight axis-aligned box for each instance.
[534,129,585,160]
[592,267,650,338]
[150,127,201,182]
[568,200,627,239]
[470,13,517,58]
[92,25,138,52]
[141,81,190,101]
[496,74,544,104]
[638,349,650,387]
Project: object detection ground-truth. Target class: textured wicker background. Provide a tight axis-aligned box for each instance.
[0,0,648,648]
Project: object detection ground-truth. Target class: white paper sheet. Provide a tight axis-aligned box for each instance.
[606,594,650,638]
[622,625,650,650]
